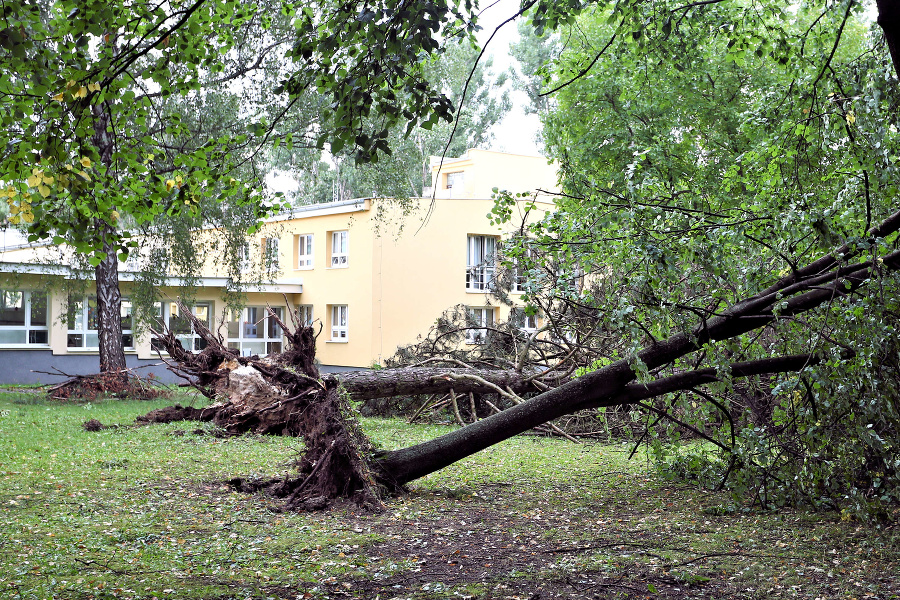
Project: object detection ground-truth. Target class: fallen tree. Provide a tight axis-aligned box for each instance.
[139,212,900,509]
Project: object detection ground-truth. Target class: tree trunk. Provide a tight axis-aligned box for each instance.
[333,367,546,400]
[96,227,126,374]
[137,208,900,505]
[91,66,126,376]
[373,355,824,484]
[877,0,900,78]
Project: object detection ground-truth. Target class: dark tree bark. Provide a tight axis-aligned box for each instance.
[96,229,126,374]
[876,0,900,77]
[334,367,546,400]
[91,80,127,376]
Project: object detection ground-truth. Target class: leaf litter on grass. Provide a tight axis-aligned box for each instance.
[0,399,898,600]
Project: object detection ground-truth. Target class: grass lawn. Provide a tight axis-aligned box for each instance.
[0,390,898,599]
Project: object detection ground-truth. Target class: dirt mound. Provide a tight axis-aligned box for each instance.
[49,372,169,401]
[134,404,214,424]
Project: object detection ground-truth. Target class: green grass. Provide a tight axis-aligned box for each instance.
[1,393,898,599]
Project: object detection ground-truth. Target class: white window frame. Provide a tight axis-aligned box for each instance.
[226,306,285,357]
[66,295,134,350]
[296,304,314,327]
[466,306,494,345]
[120,299,135,349]
[0,290,49,346]
[330,231,348,268]
[66,295,98,350]
[466,235,497,291]
[330,304,348,341]
[445,171,464,189]
[296,234,314,269]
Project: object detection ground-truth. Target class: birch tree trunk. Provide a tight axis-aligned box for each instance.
[95,227,126,374]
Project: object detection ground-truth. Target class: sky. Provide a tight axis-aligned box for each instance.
[473,0,544,156]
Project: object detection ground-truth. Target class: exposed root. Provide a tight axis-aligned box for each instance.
[82,418,117,431]
[142,299,398,510]
[47,371,170,402]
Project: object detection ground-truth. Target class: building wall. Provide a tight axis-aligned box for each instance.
[0,149,558,382]
[432,149,559,200]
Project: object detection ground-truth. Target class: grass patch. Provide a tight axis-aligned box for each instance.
[0,399,897,599]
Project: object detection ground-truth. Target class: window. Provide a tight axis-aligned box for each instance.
[151,301,210,352]
[0,290,48,345]
[264,237,280,272]
[466,306,494,344]
[330,231,348,267]
[238,243,252,273]
[67,295,99,348]
[445,171,464,189]
[511,307,538,333]
[66,295,133,349]
[329,305,348,341]
[512,248,534,293]
[120,300,135,348]
[226,306,284,356]
[466,235,497,291]
[296,304,314,327]
[296,234,314,269]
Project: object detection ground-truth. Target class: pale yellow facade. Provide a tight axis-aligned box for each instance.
[0,149,558,374]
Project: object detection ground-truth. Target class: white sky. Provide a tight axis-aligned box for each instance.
[474,0,544,156]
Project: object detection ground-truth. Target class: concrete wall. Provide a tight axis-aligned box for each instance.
[0,350,179,384]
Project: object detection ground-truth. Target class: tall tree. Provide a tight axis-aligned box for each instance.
[0,0,311,372]
[263,0,900,512]
[272,40,511,204]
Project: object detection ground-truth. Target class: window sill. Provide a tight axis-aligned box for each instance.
[327,265,349,270]
[66,348,138,353]
[326,339,349,343]
[0,345,51,349]
[465,288,494,293]
[294,266,314,271]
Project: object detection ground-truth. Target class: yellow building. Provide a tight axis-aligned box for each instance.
[0,149,557,382]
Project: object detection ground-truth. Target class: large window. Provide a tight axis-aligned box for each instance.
[67,295,133,349]
[151,301,210,352]
[466,306,495,344]
[330,231,348,267]
[466,235,497,291]
[296,234,314,269]
[329,305,348,341]
[0,290,48,345]
[226,306,284,356]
